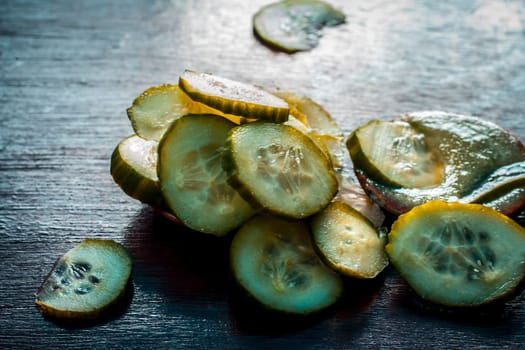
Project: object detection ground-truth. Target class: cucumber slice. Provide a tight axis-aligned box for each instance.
[253,0,346,53]
[387,200,525,307]
[310,202,388,279]
[230,215,343,315]
[110,135,163,207]
[179,70,289,122]
[461,161,525,215]
[35,239,132,321]
[158,114,256,235]
[223,122,338,219]
[348,112,525,215]
[347,119,445,189]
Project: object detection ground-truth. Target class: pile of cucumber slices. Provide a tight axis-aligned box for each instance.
[108,69,525,315]
[37,69,525,323]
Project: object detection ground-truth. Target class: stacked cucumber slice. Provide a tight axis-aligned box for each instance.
[110,70,388,315]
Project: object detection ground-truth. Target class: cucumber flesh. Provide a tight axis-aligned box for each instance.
[223,122,338,219]
[35,239,132,320]
[348,119,444,189]
[311,201,388,278]
[387,200,525,307]
[158,114,256,235]
[231,215,343,315]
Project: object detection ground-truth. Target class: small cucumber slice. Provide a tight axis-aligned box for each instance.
[387,201,525,307]
[253,0,346,53]
[230,215,343,315]
[158,114,256,235]
[35,239,132,321]
[179,70,289,122]
[110,135,163,207]
[347,119,444,189]
[127,85,205,141]
[223,122,338,219]
[310,202,388,279]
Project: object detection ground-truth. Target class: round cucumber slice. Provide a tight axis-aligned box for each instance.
[230,215,343,315]
[158,114,256,236]
[348,111,525,215]
[310,201,388,279]
[223,122,338,219]
[387,200,525,307]
[110,135,163,207]
[35,239,132,321]
[253,0,346,53]
[178,70,289,122]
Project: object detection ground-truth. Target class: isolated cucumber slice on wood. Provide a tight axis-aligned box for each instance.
[179,70,289,122]
[158,114,256,235]
[230,215,343,315]
[35,239,132,321]
[110,135,164,207]
[387,200,525,307]
[310,201,388,279]
[253,0,346,53]
[223,122,338,219]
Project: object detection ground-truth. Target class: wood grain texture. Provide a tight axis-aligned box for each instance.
[1,0,524,349]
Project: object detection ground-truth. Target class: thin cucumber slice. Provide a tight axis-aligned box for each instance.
[279,91,345,170]
[461,161,525,215]
[231,215,343,315]
[347,119,444,189]
[179,70,289,122]
[128,85,200,141]
[253,0,346,53]
[310,202,388,279]
[158,114,256,235]
[223,122,338,219]
[35,239,132,320]
[387,200,525,307]
[110,135,163,207]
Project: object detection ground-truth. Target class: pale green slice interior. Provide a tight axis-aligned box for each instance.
[223,122,338,219]
[253,0,346,53]
[231,215,343,314]
[348,119,444,189]
[311,201,388,278]
[158,114,256,235]
[35,239,132,320]
[110,135,163,207]
[127,85,199,141]
[179,70,289,122]
[387,200,525,307]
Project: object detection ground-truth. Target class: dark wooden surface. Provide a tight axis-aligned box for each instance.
[1,0,525,349]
